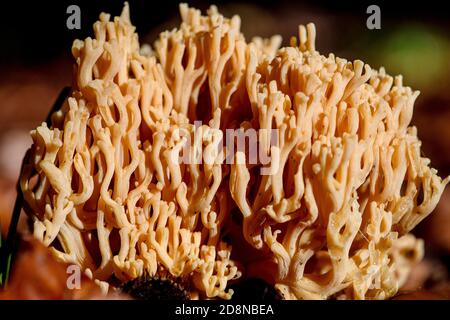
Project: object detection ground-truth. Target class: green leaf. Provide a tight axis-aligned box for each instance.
[0,223,3,286]
[4,253,11,287]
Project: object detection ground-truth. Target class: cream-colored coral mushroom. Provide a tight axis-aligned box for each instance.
[21,3,449,300]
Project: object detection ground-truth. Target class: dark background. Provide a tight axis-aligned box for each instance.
[1,1,449,63]
[0,0,449,296]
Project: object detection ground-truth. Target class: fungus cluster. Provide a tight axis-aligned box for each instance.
[20,3,449,299]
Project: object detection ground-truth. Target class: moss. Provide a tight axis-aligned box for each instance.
[121,271,190,300]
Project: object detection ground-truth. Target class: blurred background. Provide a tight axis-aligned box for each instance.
[0,0,449,297]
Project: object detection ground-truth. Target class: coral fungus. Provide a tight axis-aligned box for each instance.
[20,3,449,299]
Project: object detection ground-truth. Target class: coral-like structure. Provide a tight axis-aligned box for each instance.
[21,3,449,300]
